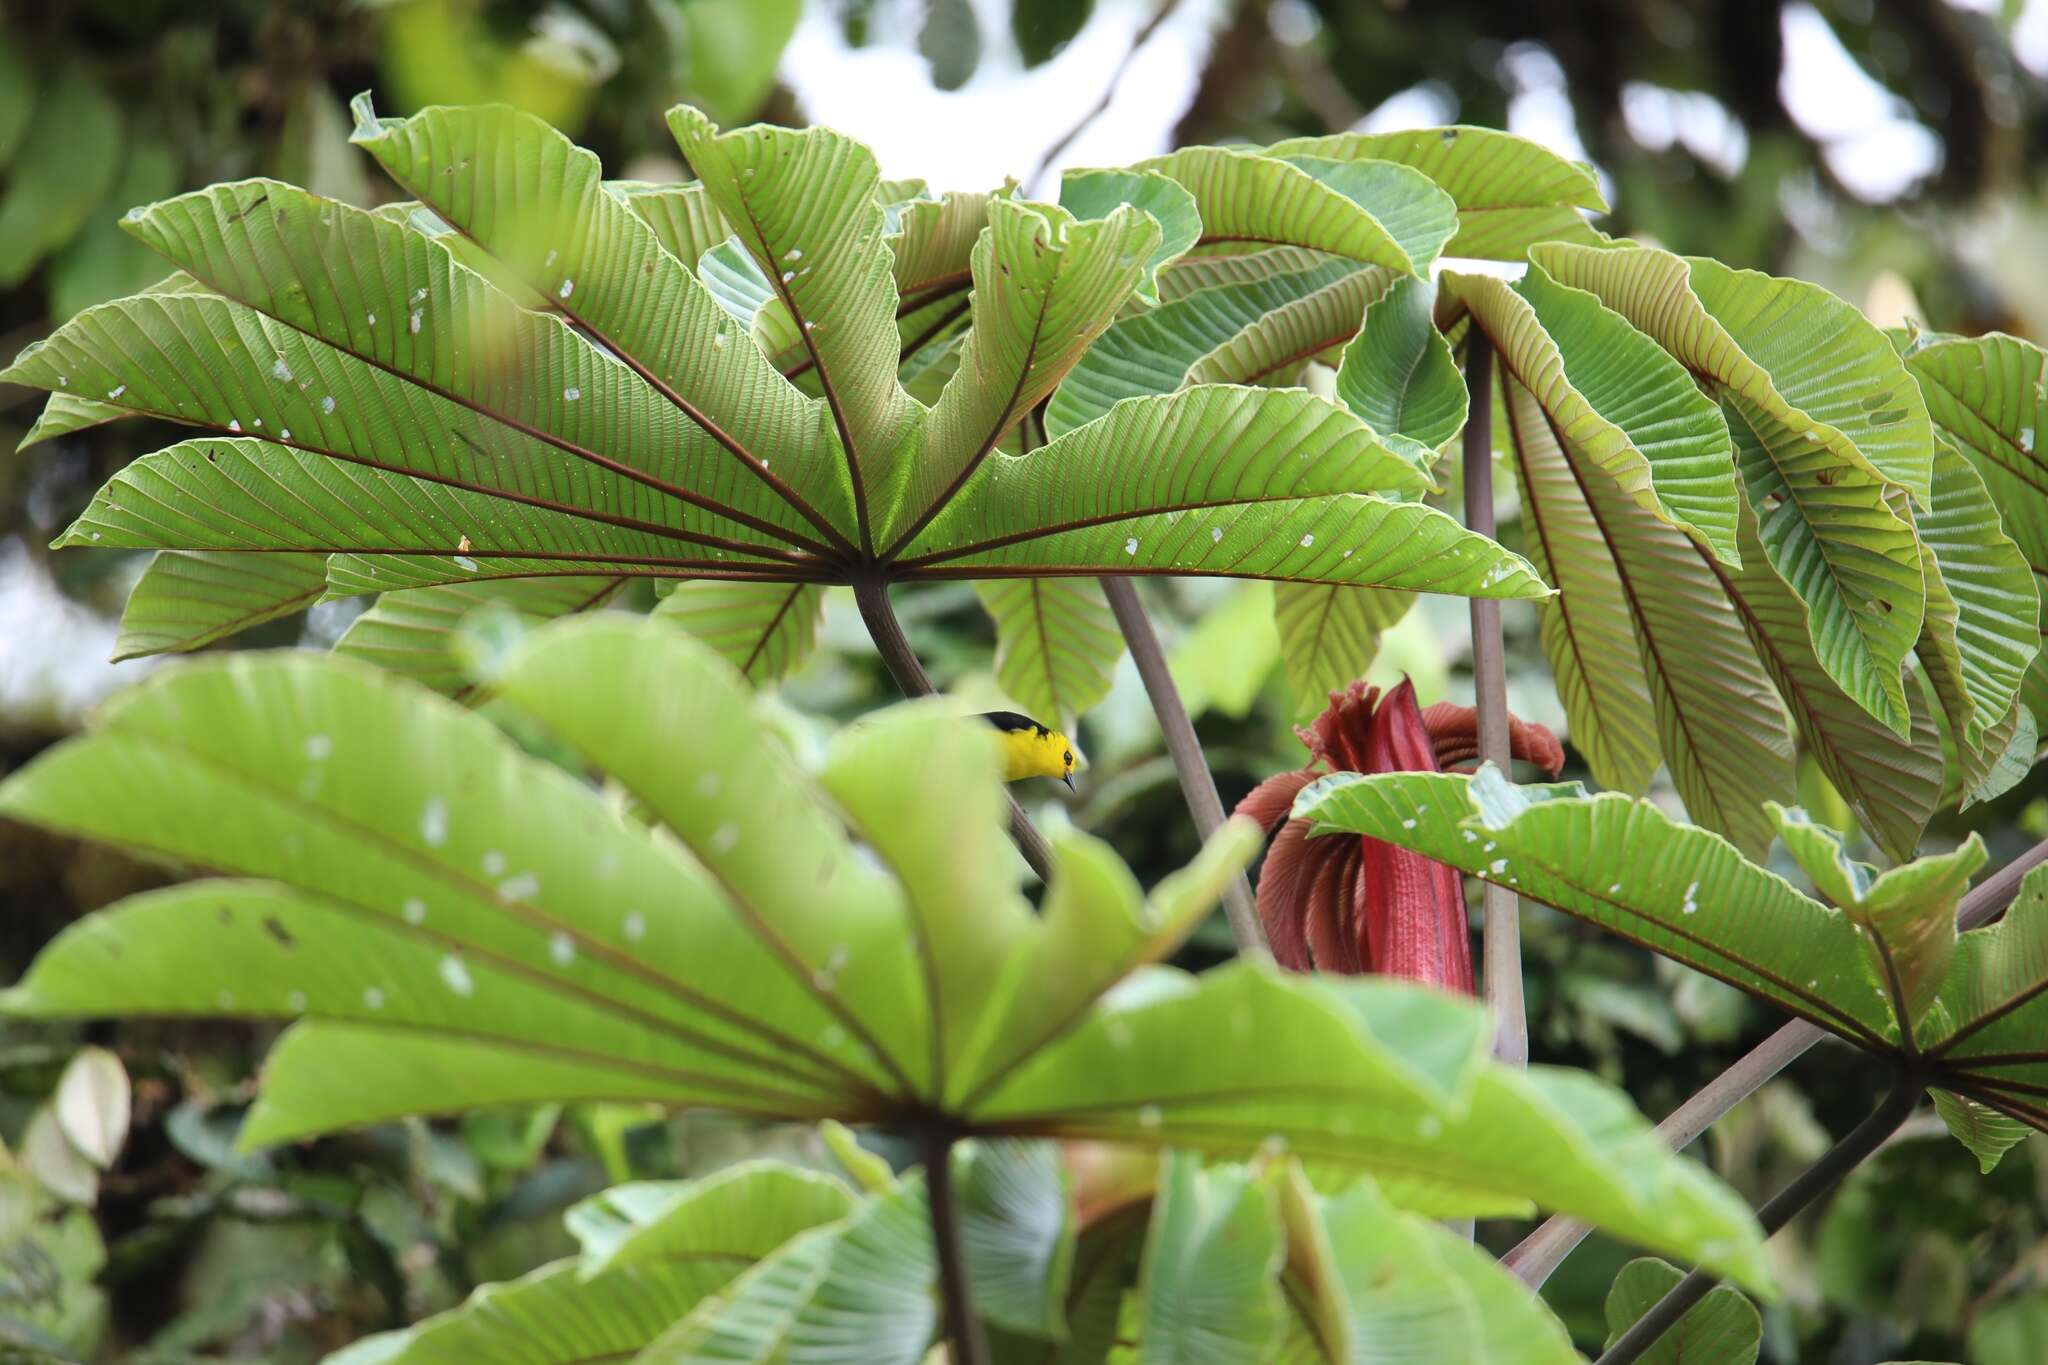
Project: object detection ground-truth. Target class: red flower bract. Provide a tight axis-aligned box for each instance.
[1235,679,1563,990]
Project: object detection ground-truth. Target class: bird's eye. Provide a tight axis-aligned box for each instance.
[1064,751,1073,767]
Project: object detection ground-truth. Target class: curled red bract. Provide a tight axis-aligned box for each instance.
[1235,678,1563,990]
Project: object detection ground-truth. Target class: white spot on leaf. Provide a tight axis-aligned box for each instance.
[439,955,474,997]
[403,898,427,925]
[623,911,646,942]
[549,932,576,966]
[303,734,333,760]
[420,796,449,847]
[481,850,507,877]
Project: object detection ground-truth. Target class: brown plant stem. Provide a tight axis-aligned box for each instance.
[924,1131,991,1365]
[1507,832,2048,1288]
[853,577,1057,882]
[1462,332,1526,1066]
[1101,576,1268,956]
[1595,1077,1923,1365]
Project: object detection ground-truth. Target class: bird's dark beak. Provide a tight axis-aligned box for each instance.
[1062,773,1076,792]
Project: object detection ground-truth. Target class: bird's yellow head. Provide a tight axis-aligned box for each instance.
[979,711,1078,790]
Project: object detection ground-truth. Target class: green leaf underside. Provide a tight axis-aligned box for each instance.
[975,578,1124,727]
[1536,242,1938,737]
[652,580,825,685]
[1266,126,1606,260]
[1704,497,1943,863]
[0,619,1772,1287]
[1045,255,1379,439]
[1907,335,2048,744]
[668,107,922,551]
[1057,168,1201,306]
[18,391,132,451]
[347,100,861,546]
[1332,272,1467,468]
[1137,1155,1286,1363]
[886,196,1159,550]
[1499,373,1793,856]
[1301,770,2048,1120]
[1931,1090,2029,1174]
[96,177,840,555]
[1138,147,1455,277]
[644,1171,937,1364]
[334,575,630,695]
[1279,1173,1581,1364]
[1274,584,1412,713]
[334,1161,854,1365]
[1449,264,1742,565]
[1603,1257,1760,1365]
[1298,769,1896,1045]
[113,550,328,660]
[903,386,1545,596]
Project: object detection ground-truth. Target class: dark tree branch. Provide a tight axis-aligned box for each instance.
[852,577,1057,882]
[1462,332,1526,1066]
[1595,1077,1923,1365]
[1027,0,1186,196]
[923,1132,991,1365]
[1100,576,1268,957]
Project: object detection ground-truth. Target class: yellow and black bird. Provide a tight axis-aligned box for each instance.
[978,711,1078,790]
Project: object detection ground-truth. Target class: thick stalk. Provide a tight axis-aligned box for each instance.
[1509,833,2048,1288]
[853,578,1057,882]
[1461,332,1525,1066]
[1595,1077,1923,1365]
[1100,576,1268,956]
[924,1132,991,1365]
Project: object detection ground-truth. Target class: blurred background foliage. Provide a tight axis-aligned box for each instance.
[0,0,2044,1360]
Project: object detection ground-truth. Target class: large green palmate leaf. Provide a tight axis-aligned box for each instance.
[1496,365,1793,854]
[1905,334,2048,738]
[974,578,1124,729]
[0,618,1770,1288]
[9,100,1547,680]
[1298,771,2048,1158]
[113,550,328,660]
[98,175,835,558]
[1534,242,1932,737]
[1265,126,1607,260]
